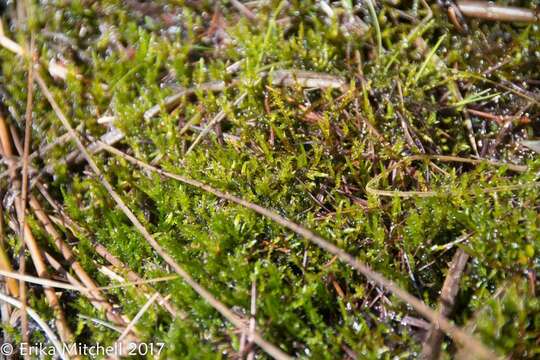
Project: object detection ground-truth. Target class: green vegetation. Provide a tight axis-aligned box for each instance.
[0,0,538,358]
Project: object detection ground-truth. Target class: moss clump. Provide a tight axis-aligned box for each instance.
[0,0,538,358]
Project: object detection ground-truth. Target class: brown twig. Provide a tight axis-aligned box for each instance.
[43,251,91,294]
[28,194,126,325]
[19,36,35,352]
[421,248,470,360]
[0,189,18,297]
[457,1,539,23]
[92,242,182,318]
[3,116,126,326]
[0,112,75,348]
[230,0,258,22]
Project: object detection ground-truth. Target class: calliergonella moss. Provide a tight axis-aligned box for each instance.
[0,1,538,359]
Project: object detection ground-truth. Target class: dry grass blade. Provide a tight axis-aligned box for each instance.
[144,80,229,120]
[144,70,346,122]
[78,314,123,333]
[115,292,160,344]
[269,70,347,89]
[97,275,179,290]
[98,142,497,360]
[0,291,68,360]
[35,72,292,360]
[19,36,35,352]
[520,140,540,154]
[247,279,257,360]
[0,268,178,292]
[365,155,533,198]
[0,269,87,292]
[91,242,182,318]
[0,20,24,55]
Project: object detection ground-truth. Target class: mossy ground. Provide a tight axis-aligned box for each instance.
[0,0,539,359]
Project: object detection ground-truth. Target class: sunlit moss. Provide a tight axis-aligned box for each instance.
[0,0,538,358]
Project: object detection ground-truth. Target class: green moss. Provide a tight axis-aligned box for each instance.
[0,0,538,358]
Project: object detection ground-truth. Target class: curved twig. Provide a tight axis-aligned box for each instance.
[365,155,534,198]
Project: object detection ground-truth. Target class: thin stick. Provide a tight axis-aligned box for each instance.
[0,268,178,293]
[185,92,246,155]
[5,122,126,326]
[91,242,182,318]
[35,72,291,360]
[365,155,534,198]
[98,142,497,360]
[0,114,74,346]
[457,1,539,23]
[421,248,470,360]
[29,193,126,325]
[19,36,35,352]
[115,292,160,344]
[0,291,68,360]
[230,0,258,21]
[0,194,18,297]
[78,314,123,333]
